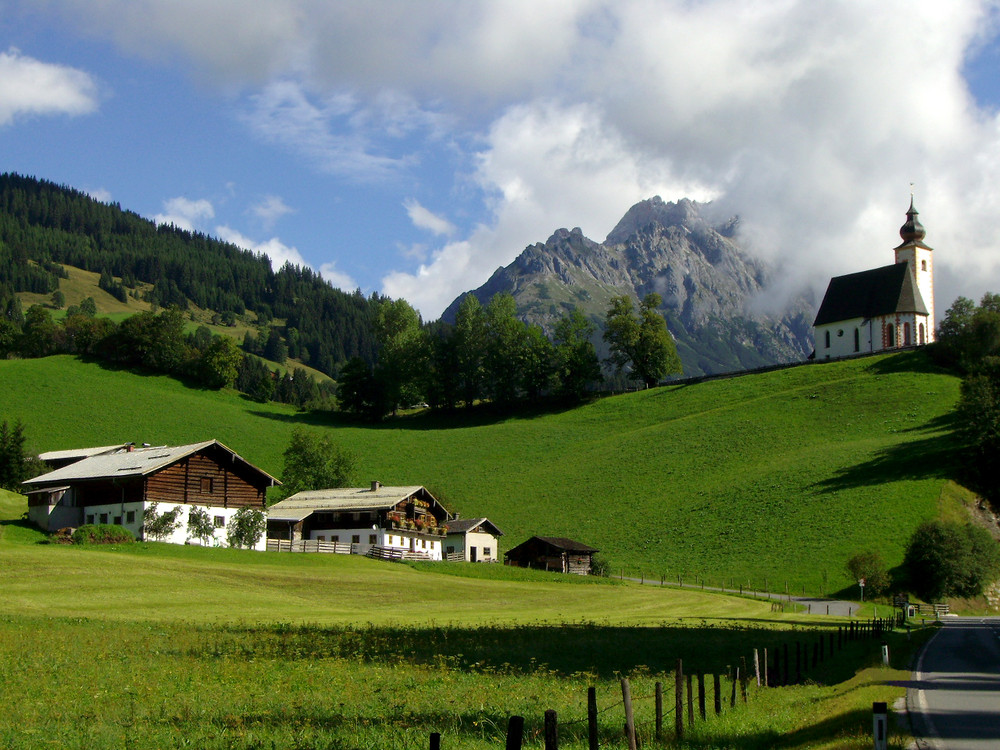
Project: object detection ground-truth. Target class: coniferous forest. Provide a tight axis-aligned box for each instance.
[0,173,378,376]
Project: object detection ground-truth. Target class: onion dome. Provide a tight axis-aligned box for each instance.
[899,197,926,244]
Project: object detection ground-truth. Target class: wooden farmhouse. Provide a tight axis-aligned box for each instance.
[444,517,504,562]
[266,482,452,560]
[23,440,279,548]
[504,536,598,575]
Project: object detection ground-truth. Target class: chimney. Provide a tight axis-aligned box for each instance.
[371,481,381,493]
[126,442,135,453]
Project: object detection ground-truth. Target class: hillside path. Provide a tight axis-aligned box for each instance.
[621,575,858,616]
[908,617,1000,749]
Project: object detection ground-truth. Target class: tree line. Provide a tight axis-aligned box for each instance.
[338,291,681,419]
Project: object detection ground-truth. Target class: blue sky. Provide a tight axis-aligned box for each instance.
[3,1,1000,320]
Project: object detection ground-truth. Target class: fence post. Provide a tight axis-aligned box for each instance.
[505,716,524,750]
[544,710,557,750]
[713,673,722,715]
[588,687,598,750]
[762,647,769,687]
[698,672,706,720]
[730,667,738,707]
[654,681,663,741]
[687,672,694,726]
[740,656,748,703]
[675,660,684,740]
[622,678,637,750]
[782,643,789,686]
[753,648,761,687]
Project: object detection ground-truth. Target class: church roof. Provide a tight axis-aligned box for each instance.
[813,261,928,327]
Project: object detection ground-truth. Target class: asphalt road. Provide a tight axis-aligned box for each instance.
[909,617,1000,749]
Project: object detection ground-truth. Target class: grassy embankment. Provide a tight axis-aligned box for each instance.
[0,348,964,593]
[0,490,925,749]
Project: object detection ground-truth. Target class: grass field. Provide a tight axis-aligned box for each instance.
[0,348,964,594]
[0,490,921,749]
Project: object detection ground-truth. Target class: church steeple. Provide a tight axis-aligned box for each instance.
[899,196,927,245]
[893,195,935,343]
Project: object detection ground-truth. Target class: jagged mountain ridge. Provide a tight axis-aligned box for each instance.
[442,197,814,378]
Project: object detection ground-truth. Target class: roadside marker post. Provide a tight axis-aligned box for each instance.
[881,641,889,666]
[872,701,887,750]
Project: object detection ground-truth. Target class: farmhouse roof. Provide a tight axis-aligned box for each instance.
[446,517,504,536]
[38,445,129,464]
[24,440,280,487]
[268,485,448,523]
[813,261,928,327]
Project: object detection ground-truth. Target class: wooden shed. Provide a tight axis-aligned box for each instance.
[504,536,598,575]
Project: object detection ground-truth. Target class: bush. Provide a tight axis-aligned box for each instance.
[845,551,890,597]
[902,520,1000,601]
[71,524,135,545]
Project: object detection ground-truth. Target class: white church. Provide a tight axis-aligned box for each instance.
[813,199,935,359]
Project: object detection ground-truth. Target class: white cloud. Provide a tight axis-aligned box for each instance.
[318,261,358,292]
[251,194,295,229]
[85,187,113,203]
[154,197,215,232]
[215,224,310,272]
[0,47,98,125]
[403,199,455,237]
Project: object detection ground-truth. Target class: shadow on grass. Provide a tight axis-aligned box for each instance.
[0,517,49,544]
[812,413,963,495]
[247,396,593,431]
[189,622,880,683]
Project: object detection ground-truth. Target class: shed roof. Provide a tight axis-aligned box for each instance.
[506,536,599,557]
[24,440,279,487]
[446,517,504,536]
[813,261,928,327]
[269,485,439,515]
[38,445,128,463]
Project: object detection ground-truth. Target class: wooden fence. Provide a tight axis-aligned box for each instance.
[266,538,354,554]
[420,615,900,749]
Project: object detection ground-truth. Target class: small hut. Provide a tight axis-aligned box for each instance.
[504,536,598,575]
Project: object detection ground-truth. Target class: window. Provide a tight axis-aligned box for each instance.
[886,324,895,347]
[200,477,213,493]
[86,514,95,525]
[369,534,377,544]
[214,516,225,528]
[317,535,326,542]
[824,330,830,348]
[114,516,122,525]
[332,535,340,542]
[903,322,911,346]
[921,260,927,271]
[837,329,843,337]
[126,510,135,524]
[484,547,492,557]
[446,545,455,554]
[99,513,108,524]
[854,328,860,353]
[351,534,360,544]
[919,323,925,344]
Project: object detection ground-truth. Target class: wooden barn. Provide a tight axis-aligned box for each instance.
[504,536,598,575]
[23,440,279,547]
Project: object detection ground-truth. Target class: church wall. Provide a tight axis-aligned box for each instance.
[815,317,870,359]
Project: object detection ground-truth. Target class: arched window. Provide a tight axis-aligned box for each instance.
[919,323,925,344]
[824,330,831,348]
[886,324,895,347]
[854,328,860,352]
[903,322,911,346]
[921,260,927,271]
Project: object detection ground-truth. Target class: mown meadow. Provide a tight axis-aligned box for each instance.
[0,348,964,593]
[0,491,922,749]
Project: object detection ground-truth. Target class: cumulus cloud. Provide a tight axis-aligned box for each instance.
[215,224,311,272]
[404,199,456,237]
[154,197,215,232]
[318,261,358,292]
[0,47,98,125]
[33,0,1000,318]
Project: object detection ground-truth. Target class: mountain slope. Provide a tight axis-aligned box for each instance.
[0,349,962,592]
[443,197,814,377]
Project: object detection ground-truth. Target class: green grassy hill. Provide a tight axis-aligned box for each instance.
[0,349,964,592]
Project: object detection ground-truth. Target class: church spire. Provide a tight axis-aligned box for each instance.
[899,196,927,245]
